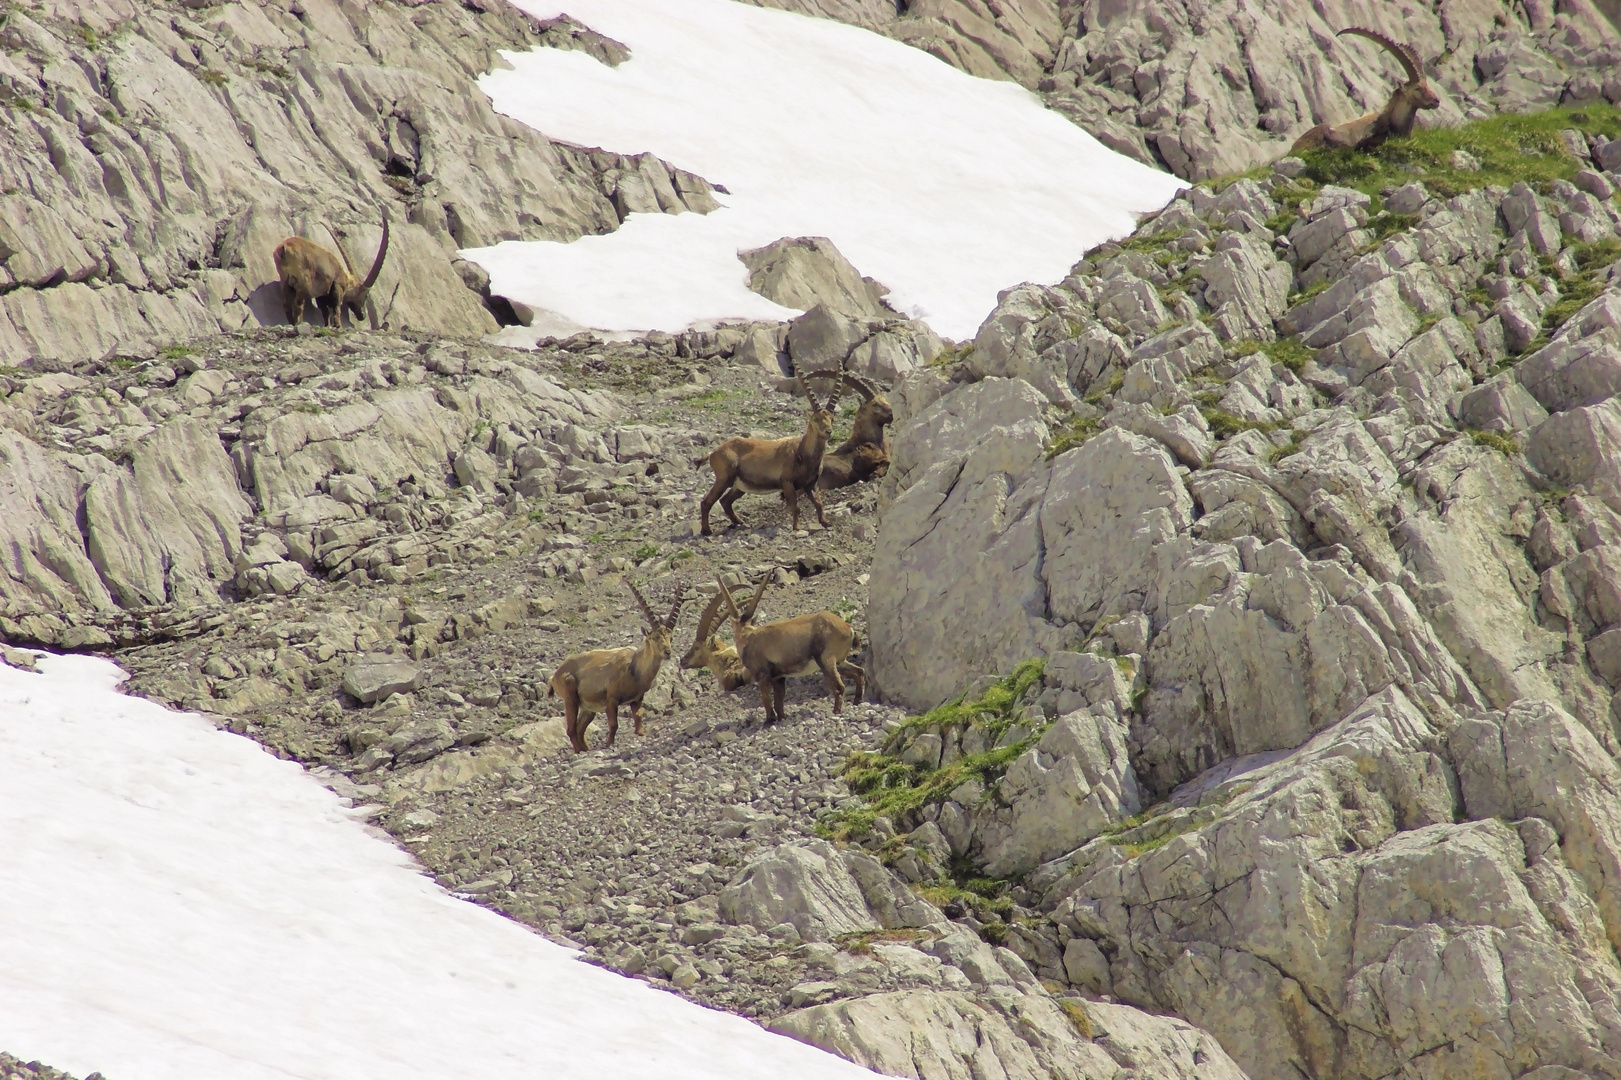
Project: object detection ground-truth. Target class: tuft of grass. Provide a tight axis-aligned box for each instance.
[1267,430,1307,463]
[159,344,193,360]
[1060,999,1095,1040]
[818,660,1047,843]
[1083,372,1124,406]
[837,928,925,955]
[1537,238,1621,335]
[73,22,101,49]
[1047,415,1100,459]
[632,542,660,561]
[1296,104,1621,201]
[1364,210,1419,244]
[1263,336,1315,373]
[1287,280,1332,307]
[1468,428,1521,455]
[1201,408,1283,439]
[195,68,228,87]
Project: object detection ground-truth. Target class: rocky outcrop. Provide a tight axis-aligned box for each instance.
[856,128,1621,1078]
[0,0,718,367]
[740,236,893,320]
[753,0,1621,179]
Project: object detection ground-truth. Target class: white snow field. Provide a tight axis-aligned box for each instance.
[466,0,1186,342]
[0,653,877,1080]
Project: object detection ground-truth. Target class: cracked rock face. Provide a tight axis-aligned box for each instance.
[857,126,1621,1079]
[0,0,718,368]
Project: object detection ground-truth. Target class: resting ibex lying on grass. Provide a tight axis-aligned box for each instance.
[699,369,845,535]
[817,373,893,490]
[679,584,754,692]
[272,214,390,329]
[548,582,687,752]
[1290,28,1439,154]
[717,574,864,724]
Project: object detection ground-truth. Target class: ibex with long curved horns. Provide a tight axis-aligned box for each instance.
[1290,28,1439,154]
[699,369,845,535]
[817,373,893,490]
[272,213,390,329]
[717,574,864,725]
[548,581,688,753]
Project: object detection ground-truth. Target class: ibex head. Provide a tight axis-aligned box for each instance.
[1339,27,1437,126]
[680,582,761,685]
[628,580,687,657]
[840,372,892,428]
[796,368,847,441]
[715,573,772,633]
[323,213,391,328]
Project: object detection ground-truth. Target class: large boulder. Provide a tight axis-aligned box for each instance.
[739,236,891,318]
[718,838,942,941]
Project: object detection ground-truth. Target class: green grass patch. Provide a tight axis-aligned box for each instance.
[1468,428,1521,455]
[1263,336,1315,373]
[836,928,927,955]
[1060,1000,1095,1039]
[632,542,660,561]
[159,344,193,360]
[1267,429,1307,463]
[195,68,228,87]
[1365,210,1419,244]
[1047,415,1100,459]
[1201,408,1283,439]
[818,660,1047,843]
[1296,104,1621,201]
[1287,280,1332,307]
[1083,372,1124,406]
[73,22,101,49]
[1538,238,1621,335]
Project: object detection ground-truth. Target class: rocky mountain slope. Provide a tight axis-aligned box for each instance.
[0,0,718,366]
[10,5,1621,1080]
[756,0,1621,178]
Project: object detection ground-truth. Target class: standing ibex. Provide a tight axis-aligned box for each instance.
[1290,28,1439,153]
[548,582,688,753]
[273,213,390,329]
[699,369,845,535]
[717,574,864,724]
[817,373,893,490]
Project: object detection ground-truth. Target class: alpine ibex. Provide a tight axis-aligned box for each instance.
[548,582,688,753]
[1290,28,1439,154]
[272,213,390,329]
[679,584,753,692]
[717,574,864,724]
[816,373,892,490]
[699,369,844,535]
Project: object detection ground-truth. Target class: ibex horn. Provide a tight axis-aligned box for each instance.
[1337,26,1423,84]
[627,581,659,630]
[840,372,878,402]
[664,584,688,630]
[693,590,730,642]
[715,576,744,623]
[741,572,775,622]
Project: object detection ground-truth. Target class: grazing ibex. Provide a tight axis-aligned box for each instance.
[679,584,753,692]
[717,574,864,724]
[272,213,390,329]
[1290,28,1439,154]
[548,582,687,753]
[817,373,893,490]
[699,369,845,535]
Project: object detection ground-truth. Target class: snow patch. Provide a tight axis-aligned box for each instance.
[466,0,1185,342]
[0,653,875,1080]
